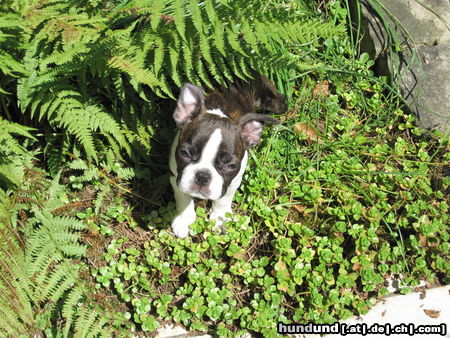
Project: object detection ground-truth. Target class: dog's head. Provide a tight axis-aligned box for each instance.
[173,83,279,200]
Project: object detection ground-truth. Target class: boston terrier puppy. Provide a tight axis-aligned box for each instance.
[169,74,286,238]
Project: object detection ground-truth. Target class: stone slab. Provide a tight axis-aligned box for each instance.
[351,0,450,134]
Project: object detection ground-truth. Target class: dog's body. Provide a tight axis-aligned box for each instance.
[169,74,286,238]
[205,72,287,118]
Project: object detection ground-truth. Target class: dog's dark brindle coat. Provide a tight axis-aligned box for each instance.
[205,72,287,119]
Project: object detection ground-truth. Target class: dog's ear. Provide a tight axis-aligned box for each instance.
[173,83,205,127]
[239,113,280,148]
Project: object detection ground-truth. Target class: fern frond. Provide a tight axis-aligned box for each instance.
[225,53,249,81]
[109,55,171,97]
[69,158,88,171]
[211,20,226,57]
[181,42,198,84]
[103,134,123,161]
[116,166,135,180]
[194,55,214,89]
[150,0,165,31]
[0,300,27,336]
[88,315,110,337]
[40,42,90,68]
[60,108,98,161]
[0,51,28,77]
[26,211,86,284]
[241,20,259,55]
[74,306,102,337]
[47,145,67,176]
[0,163,26,187]
[152,37,165,75]
[39,260,77,302]
[93,183,111,214]
[226,24,249,57]
[0,13,28,94]
[0,227,34,335]
[62,285,84,336]
[168,44,182,87]
[0,118,36,190]
[1,123,35,141]
[189,0,203,34]
[172,0,186,42]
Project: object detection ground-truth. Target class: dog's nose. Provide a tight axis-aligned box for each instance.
[195,170,211,186]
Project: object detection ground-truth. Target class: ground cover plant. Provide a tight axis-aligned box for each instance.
[0,0,449,336]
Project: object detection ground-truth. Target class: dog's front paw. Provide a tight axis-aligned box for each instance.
[171,212,196,238]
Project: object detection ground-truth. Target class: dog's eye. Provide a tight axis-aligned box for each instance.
[218,152,231,163]
[226,163,237,170]
[179,149,191,159]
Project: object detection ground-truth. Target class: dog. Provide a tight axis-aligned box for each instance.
[169,74,286,238]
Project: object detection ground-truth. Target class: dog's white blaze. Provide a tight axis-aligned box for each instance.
[178,128,224,200]
[207,108,228,118]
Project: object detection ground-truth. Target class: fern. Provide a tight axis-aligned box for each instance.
[0,227,34,335]
[61,285,84,336]
[149,0,165,31]
[108,55,170,96]
[74,305,109,337]
[0,165,116,336]
[94,183,111,213]
[0,118,36,190]
[0,211,91,336]
[107,0,344,91]
[172,0,187,43]
[0,13,28,95]
[46,137,69,176]
[7,0,345,164]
